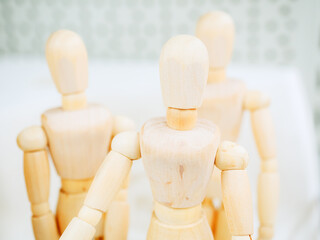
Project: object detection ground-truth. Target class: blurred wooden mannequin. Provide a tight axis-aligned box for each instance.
[59,35,254,240]
[17,30,135,240]
[196,11,279,240]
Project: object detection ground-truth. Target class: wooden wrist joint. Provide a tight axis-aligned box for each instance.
[78,205,103,227]
[166,108,197,130]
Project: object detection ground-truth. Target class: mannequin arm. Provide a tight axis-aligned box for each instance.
[244,90,279,240]
[17,126,59,240]
[60,131,141,240]
[215,141,253,240]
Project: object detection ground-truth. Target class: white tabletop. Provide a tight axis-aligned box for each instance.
[0,57,319,240]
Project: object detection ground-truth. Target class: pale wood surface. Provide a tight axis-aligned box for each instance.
[196,11,234,70]
[5,59,318,240]
[61,92,87,110]
[213,207,232,240]
[147,202,213,240]
[205,166,222,201]
[17,126,48,152]
[141,117,220,208]
[26,151,60,240]
[104,197,130,240]
[166,108,197,130]
[112,115,136,137]
[154,202,202,225]
[202,198,215,229]
[18,29,136,240]
[59,131,140,240]
[257,172,279,240]
[17,127,60,240]
[84,151,133,212]
[42,104,113,179]
[61,178,92,194]
[59,218,96,240]
[250,104,279,240]
[221,170,253,236]
[198,79,246,142]
[215,141,249,171]
[243,90,270,112]
[111,131,141,160]
[159,35,208,109]
[251,108,277,160]
[56,190,104,237]
[214,141,253,238]
[46,30,88,95]
[23,151,50,207]
[196,11,278,240]
[32,213,60,240]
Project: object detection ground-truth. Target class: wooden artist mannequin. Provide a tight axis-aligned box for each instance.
[59,35,254,240]
[16,30,135,240]
[196,11,279,240]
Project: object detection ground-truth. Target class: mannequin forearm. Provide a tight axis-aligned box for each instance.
[17,126,59,240]
[245,91,279,240]
[60,131,140,240]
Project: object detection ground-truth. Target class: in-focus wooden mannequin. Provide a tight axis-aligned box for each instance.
[17,30,135,240]
[59,35,254,240]
[196,11,279,240]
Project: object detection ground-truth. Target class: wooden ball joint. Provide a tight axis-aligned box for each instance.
[59,35,254,240]
[196,11,279,240]
[17,30,135,240]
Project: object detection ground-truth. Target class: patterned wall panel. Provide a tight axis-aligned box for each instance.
[0,0,319,148]
[0,0,305,63]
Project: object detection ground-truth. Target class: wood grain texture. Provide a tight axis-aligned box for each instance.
[42,104,113,179]
[221,170,253,236]
[147,202,213,240]
[32,213,59,240]
[24,151,50,206]
[84,151,133,212]
[56,190,104,237]
[59,218,95,240]
[46,30,88,95]
[140,117,220,208]
[159,35,209,109]
[18,127,59,240]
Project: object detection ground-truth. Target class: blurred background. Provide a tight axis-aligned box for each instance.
[0,0,319,239]
[1,0,320,145]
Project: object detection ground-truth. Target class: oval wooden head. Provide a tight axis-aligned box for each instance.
[159,35,209,109]
[196,11,235,69]
[46,30,88,95]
